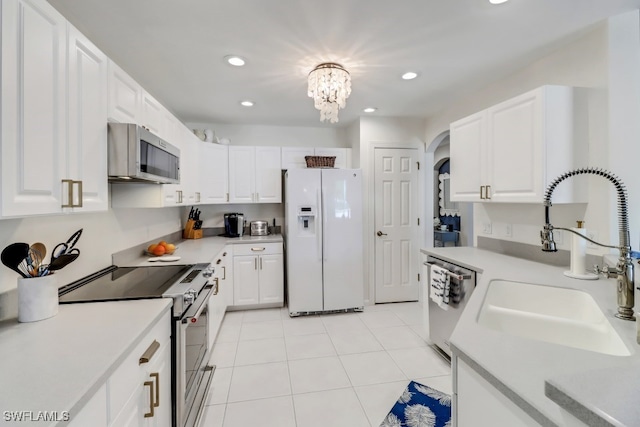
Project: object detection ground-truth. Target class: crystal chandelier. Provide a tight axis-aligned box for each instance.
[307,62,351,123]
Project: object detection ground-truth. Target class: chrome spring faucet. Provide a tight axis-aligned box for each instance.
[540,167,635,321]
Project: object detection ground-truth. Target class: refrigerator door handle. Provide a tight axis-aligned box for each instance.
[317,188,322,261]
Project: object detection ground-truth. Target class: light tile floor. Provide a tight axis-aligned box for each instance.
[199,302,451,427]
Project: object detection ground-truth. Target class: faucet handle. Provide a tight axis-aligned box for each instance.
[593,264,618,278]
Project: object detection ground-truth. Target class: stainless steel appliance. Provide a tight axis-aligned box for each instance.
[58,263,217,427]
[108,123,180,184]
[425,256,476,358]
[224,213,244,237]
[250,220,269,236]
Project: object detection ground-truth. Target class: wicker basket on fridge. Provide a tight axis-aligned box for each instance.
[304,156,336,168]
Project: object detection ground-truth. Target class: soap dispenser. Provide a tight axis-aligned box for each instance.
[563,220,598,280]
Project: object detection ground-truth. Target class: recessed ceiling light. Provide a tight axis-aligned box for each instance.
[363,107,377,113]
[402,72,418,80]
[240,100,254,107]
[489,0,509,4]
[225,55,246,66]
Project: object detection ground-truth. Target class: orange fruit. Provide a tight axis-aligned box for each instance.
[164,243,176,254]
[158,241,168,248]
[147,244,158,253]
[152,245,166,256]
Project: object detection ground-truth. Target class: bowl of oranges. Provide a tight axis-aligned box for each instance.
[146,241,177,257]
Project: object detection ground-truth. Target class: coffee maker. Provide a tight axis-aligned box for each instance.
[224,213,245,237]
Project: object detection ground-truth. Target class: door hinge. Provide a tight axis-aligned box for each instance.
[417,161,420,170]
[417,273,420,282]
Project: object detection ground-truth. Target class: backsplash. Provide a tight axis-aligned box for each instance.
[477,236,601,268]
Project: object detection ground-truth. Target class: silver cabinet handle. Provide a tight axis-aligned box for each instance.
[222,266,226,280]
[486,185,491,199]
[212,277,219,295]
[256,192,259,201]
[376,231,387,237]
[480,186,485,200]
[226,193,229,202]
[196,192,201,203]
[251,247,265,252]
[254,257,257,270]
[139,340,160,364]
[260,257,263,270]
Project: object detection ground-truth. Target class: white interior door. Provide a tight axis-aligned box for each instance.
[374,148,419,303]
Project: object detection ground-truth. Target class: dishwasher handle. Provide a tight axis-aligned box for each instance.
[424,261,472,281]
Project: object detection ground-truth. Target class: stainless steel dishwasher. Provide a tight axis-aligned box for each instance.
[425,256,477,358]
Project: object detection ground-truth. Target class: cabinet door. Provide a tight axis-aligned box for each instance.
[220,247,234,307]
[228,146,256,203]
[141,92,163,137]
[1,0,67,217]
[487,89,542,202]
[233,255,259,305]
[142,343,171,427]
[179,135,198,205]
[200,143,229,204]
[107,59,142,124]
[449,111,486,202]
[258,254,284,304]
[67,24,108,212]
[281,147,314,169]
[314,147,347,169]
[255,146,282,203]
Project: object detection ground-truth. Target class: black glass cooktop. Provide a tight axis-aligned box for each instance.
[58,264,193,303]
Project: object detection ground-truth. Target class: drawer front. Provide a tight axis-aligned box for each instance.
[233,242,282,256]
[109,311,171,421]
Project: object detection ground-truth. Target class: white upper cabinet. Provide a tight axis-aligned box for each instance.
[281,147,315,169]
[107,60,142,125]
[450,85,587,204]
[313,147,349,169]
[141,92,163,137]
[281,147,351,169]
[229,146,281,203]
[200,143,229,204]
[1,0,108,217]
[67,25,109,212]
[255,146,282,203]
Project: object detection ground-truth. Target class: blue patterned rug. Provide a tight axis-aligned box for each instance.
[380,381,452,427]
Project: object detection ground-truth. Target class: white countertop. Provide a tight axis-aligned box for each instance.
[0,298,172,427]
[421,247,639,427]
[119,234,283,267]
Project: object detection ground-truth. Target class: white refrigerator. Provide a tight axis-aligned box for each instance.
[284,168,364,316]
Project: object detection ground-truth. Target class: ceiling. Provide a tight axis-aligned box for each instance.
[48,0,640,128]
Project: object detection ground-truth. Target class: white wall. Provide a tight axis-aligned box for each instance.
[186,122,348,148]
[0,203,182,318]
[424,14,640,255]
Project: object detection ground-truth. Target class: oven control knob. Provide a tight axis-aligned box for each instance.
[203,267,214,278]
[183,289,197,305]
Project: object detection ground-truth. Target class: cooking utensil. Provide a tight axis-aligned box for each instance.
[1,243,30,278]
[47,252,80,272]
[30,243,46,276]
[51,228,82,263]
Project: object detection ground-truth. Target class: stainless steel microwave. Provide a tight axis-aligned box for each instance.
[107,123,180,184]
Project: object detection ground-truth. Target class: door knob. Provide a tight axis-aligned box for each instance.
[376,231,387,237]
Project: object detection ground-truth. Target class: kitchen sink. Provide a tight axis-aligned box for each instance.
[477,280,631,356]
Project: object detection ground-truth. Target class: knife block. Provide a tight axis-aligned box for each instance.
[183,220,203,239]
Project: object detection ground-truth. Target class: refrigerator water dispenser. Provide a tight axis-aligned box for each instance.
[297,206,316,234]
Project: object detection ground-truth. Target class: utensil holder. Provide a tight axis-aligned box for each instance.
[17,275,58,323]
[183,220,203,239]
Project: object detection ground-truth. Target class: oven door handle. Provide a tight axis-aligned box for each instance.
[181,283,215,324]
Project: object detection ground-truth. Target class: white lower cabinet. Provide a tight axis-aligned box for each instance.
[208,246,232,346]
[70,311,171,427]
[455,357,543,427]
[232,243,283,307]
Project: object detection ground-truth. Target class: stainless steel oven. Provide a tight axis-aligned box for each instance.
[59,263,218,427]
